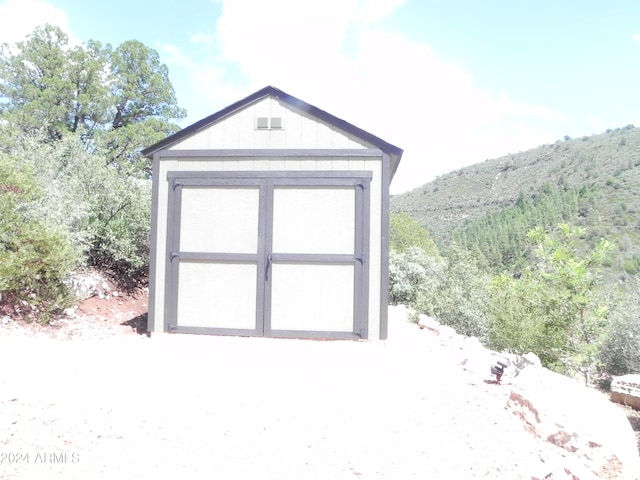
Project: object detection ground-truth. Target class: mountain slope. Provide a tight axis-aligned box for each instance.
[391,125,640,272]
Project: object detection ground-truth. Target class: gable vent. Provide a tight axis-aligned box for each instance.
[270,117,282,129]
[256,116,283,130]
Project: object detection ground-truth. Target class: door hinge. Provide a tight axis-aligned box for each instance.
[169,251,180,262]
[172,180,183,190]
[354,254,366,264]
[356,181,367,190]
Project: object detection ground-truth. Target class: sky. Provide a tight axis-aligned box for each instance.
[1,0,640,194]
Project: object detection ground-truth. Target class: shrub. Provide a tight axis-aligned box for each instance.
[600,276,640,375]
[389,247,444,307]
[422,246,490,340]
[9,134,151,287]
[0,155,76,319]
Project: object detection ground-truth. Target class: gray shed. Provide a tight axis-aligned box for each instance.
[142,86,402,340]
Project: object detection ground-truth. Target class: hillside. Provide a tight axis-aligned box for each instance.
[391,125,640,272]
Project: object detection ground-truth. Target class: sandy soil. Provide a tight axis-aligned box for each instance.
[0,288,638,479]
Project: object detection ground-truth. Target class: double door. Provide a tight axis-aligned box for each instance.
[165,172,371,338]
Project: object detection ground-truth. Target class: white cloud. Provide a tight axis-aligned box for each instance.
[586,117,605,133]
[355,0,406,25]
[165,0,566,193]
[0,0,70,45]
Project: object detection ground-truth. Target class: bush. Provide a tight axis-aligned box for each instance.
[422,246,490,340]
[9,134,151,287]
[600,276,640,375]
[389,247,444,307]
[0,155,76,319]
[487,225,613,384]
[389,245,490,340]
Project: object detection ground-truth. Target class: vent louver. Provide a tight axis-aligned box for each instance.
[256,116,283,130]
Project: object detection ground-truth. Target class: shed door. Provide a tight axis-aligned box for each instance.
[165,172,370,339]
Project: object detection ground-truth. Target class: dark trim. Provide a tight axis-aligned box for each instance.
[380,153,391,340]
[167,325,265,337]
[165,171,370,338]
[268,330,362,340]
[158,148,384,158]
[163,176,183,331]
[165,178,266,334]
[142,86,403,165]
[262,177,275,336]
[167,170,373,181]
[176,252,259,262]
[167,170,373,184]
[147,152,161,332]
[167,326,362,340]
[360,175,371,339]
[269,253,358,263]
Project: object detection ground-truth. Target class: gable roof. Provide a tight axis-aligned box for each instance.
[142,85,403,179]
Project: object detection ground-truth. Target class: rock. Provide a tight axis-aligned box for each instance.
[417,314,439,332]
[1,316,11,325]
[458,338,492,376]
[63,308,76,318]
[64,273,98,299]
[437,324,457,340]
[507,367,640,479]
[610,374,640,410]
[502,351,542,381]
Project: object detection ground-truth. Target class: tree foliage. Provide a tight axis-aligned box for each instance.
[390,212,439,255]
[389,247,445,307]
[0,24,185,166]
[0,154,76,318]
[0,25,183,315]
[600,276,640,375]
[419,246,491,340]
[488,224,614,384]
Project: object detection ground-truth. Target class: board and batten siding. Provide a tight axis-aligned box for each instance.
[172,97,370,151]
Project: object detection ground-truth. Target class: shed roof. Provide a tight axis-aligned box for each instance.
[142,85,403,179]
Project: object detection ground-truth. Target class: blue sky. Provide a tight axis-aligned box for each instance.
[1,0,639,194]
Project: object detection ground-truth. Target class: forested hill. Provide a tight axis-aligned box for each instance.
[390,125,640,273]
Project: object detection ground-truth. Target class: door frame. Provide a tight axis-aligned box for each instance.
[164,170,372,339]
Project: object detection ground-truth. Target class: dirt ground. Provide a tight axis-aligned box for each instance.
[0,285,639,479]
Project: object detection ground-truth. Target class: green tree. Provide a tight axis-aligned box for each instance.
[100,40,186,172]
[0,25,185,170]
[390,212,439,255]
[0,25,185,287]
[488,224,614,384]
[0,24,73,140]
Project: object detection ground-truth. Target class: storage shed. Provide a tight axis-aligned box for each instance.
[142,86,402,340]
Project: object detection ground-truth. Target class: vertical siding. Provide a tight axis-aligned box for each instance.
[169,98,372,151]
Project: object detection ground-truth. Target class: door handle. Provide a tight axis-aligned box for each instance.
[266,254,273,281]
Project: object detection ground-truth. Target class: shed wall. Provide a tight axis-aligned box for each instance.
[170,98,374,151]
[150,155,384,339]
